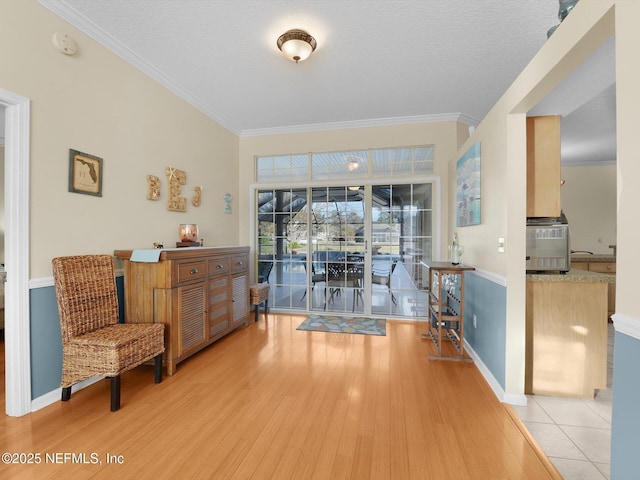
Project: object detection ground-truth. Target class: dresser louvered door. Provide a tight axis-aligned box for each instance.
[231,273,249,327]
[178,283,207,356]
[209,275,230,340]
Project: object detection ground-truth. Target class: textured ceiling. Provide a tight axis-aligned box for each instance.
[34,0,616,164]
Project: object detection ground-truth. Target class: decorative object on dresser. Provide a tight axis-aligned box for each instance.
[177,223,201,247]
[52,255,165,411]
[114,246,250,375]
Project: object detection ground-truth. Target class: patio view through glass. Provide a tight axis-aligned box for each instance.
[257,184,433,318]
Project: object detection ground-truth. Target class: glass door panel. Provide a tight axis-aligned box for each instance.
[371,184,432,317]
[257,188,307,309]
[256,183,433,318]
[308,186,365,313]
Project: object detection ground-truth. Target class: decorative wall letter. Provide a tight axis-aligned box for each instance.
[166,166,187,212]
[147,175,161,200]
[192,186,202,207]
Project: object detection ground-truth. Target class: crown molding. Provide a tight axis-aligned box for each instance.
[240,112,480,137]
[37,1,481,139]
[37,0,239,135]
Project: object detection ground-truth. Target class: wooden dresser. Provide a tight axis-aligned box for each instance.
[114,246,250,375]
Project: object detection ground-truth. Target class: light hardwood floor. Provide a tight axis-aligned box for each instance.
[0,316,559,479]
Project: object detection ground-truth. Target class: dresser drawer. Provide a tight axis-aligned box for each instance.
[208,257,229,276]
[177,260,207,284]
[589,262,616,273]
[230,254,248,273]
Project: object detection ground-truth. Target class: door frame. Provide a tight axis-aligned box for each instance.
[1,87,31,417]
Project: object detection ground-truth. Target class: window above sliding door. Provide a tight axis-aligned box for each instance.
[256,146,434,183]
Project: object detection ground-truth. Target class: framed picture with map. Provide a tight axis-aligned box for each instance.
[69,149,103,197]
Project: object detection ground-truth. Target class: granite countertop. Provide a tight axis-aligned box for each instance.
[570,253,616,263]
[527,269,615,283]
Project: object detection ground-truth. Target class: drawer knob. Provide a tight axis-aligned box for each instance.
[190,268,199,274]
[216,264,223,270]
[236,261,243,266]
[607,265,612,270]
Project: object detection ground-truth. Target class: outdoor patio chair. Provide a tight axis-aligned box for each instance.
[372,260,398,304]
[257,260,273,283]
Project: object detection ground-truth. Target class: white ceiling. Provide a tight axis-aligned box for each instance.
[32,0,616,164]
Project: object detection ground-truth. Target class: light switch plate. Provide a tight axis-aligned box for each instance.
[498,237,505,253]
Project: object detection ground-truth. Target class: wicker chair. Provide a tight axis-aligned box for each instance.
[52,255,165,411]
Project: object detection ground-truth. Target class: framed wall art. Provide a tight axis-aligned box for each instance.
[69,149,103,197]
[456,141,481,226]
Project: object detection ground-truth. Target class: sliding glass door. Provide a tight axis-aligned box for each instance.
[307,186,366,314]
[256,183,433,318]
[370,184,432,316]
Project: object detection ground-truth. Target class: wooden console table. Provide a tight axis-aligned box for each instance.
[114,246,250,375]
[421,262,475,362]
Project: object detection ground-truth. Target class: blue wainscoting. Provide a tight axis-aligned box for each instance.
[611,330,640,478]
[462,272,507,390]
[29,286,63,399]
[28,277,125,400]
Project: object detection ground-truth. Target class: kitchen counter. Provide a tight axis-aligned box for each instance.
[526,269,615,283]
[570,255,616,317]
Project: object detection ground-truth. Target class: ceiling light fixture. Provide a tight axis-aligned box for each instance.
[346,155,363,172]
[277,29,317,63]
[347,159,360,172]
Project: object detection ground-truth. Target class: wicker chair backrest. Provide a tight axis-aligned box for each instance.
[52,255,120,342]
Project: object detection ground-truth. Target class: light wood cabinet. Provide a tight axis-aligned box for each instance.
[115,246,250,375]
[526,277,608,398]
[526,115,561,218]
[571,259,616,317]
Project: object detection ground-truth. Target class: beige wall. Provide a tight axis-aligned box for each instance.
[238,121,468,268]
[0,1,239,278]
[561,164,616,255]
[449,0,618,395]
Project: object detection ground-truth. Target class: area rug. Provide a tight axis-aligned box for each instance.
[296,315,386,336]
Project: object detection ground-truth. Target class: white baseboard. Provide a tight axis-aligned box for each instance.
[464,339,527,407]
[31,377,102,412]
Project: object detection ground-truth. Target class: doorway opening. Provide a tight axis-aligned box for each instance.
[1,88,31,417]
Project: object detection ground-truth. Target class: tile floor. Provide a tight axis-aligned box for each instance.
[512,323,614,479]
